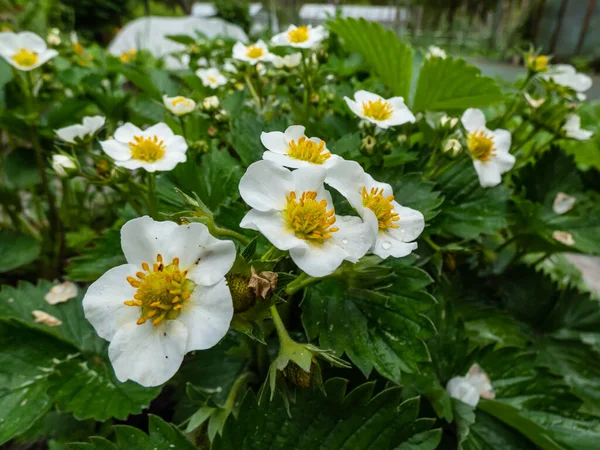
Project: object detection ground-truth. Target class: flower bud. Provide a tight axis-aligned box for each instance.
[440,114,458,129]
[361,135,377,155]
[163,95,196,116]
[527,54,549,73]
[443,138,462,156]
[202,95,220,111]
[51,154,77,178]
[310,93,320,104]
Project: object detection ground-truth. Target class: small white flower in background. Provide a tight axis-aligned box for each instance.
[196,68,227,89]
[45,281,79,305]
[55,116,105,144]
[440,114,458,129]
[197,57,208,67]
[327,160,424,259]
[541,64,592,96]
[562,114,593,141]
[0,31,58,71]
[273,53,302,69]
[271,24,327,49]
[83,216,236,387]
[162,95,196,116]
[446,363,495,407]
[524,92,545,109]
[239,161,375,277]
[461,108,515,188]
[260,125,342,170]
[553,192,576,215]
[47,28,61,46]
[426,45,447,59]
[443,138,462,156]
[255,62,267,76]
[32,310,62,327]
[100,122,188,172]
[345,90,415,130]
[222,60,237,73]
[51,155,77,178]
[202,95,220,111]
[553,230,575,246]
[232,40,274,65]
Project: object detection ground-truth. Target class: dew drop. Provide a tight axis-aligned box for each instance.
[382,241,392,250]
[341,238,349,245]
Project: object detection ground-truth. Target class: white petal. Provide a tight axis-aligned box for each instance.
[0,32,18,55]
[109,320,187,387]
[492,129,511,153]
[100,140,132,161]
[120,216,179,266]
[82,264,141,341]
[386,107,416,126]
[240,209,306,251]
[144,122,175,139]
[325,159,366,210]
[461,108,487,133]
[364,173,394,198]
[473,160,502,188]
[263,151,316,168]
[82,115,105,133]
[284,125,306,143]
[291,165,328,196]
[493,151,516,174]
[114,123,142,143]
[344,97,365,119]
[165,135,188,154]
[239,160,293,212]
[333,215,375,262]
[289,241,347,277]
[18,31,47,52]
[354,90,382,104]
[393,203,425,242]
[179,280,233,352]
[447,376,480,407]
[146,152,187,172]
[260,131,288,154]
[553,192,576,215]
[56,124,87,143]
[372,232,418,259]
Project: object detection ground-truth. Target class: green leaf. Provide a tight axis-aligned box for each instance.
[66,228,126,282]
[387,173,444,222]
[395,429,442,450]
[165,34,196,45]
[0,280,105,354]
[462,409,538,450]
[453,399,476,450]
[0,229,41,273]
[119,66,161,98]
[213,378,438,450]
[432,159,510,239]
[2,148,41,189]
[0,321,74,445]
[228,112,265,166]
[328,17,413,99]
[302,264,435,381]
[412,57,502,112]
[47,358,161,421]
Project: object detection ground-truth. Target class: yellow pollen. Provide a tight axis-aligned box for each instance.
[288,25,310,43]
[12,48,38,67]
[283,191,338,242]
[246,45,264,59]
[129,135,166,162]
[287,137,331,164]
[172,97,190,107]
[120,49,136,63]
[467,130,496,162]
[362,99,393,121]
[362,187,400,230]
[124,254,195,326]
[207,76,217,84]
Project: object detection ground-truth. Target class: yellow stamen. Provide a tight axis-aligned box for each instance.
[12,48,38,67]
[362,99,393,121]
[124,254,195,326]
[120,48,136,63]
[129,135,166,162]
[288,25,310,43]
[172,97,188,106]
[287,136,331,164]
[283,191,338,242]
[362,187,400,230]
[467,130,496,162]
[246,45,264,59]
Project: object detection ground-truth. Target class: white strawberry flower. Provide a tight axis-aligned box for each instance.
[195,68,227,89]
[83,216,236,387]
[100,122,188,172]
[541,64,592,96]
[344,90,415,129]
[447,363,495,407]
[562,114,593,141]
[55,116,105,144]
[260,125,342,170]
[553,192,576,215]
[461,108,515,188]
[426,45,447,59]
[239,161,375,277]
[232,40,274,65]
[0,31,58,71]
[271,25,327,49]
[273,53,302,69]
[327,160,424,259]
[162,95,196,116]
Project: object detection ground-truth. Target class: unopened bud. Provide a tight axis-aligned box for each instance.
[443,138,462,156]
[440,115,458,129]
[310,93,320,104]
[361,135,377,155]
[202,95,220,111]
[51,154,77,178]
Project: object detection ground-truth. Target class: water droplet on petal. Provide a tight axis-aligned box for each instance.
[342,238,349,245]
[382,241,392,250]
[400,229,405,234]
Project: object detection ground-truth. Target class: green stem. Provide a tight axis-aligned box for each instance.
[244,72,262,110]
[210,225,251,245]
[497,73,533,127]
[495,235,519,253]
[299,51,312,123]
[147,173,158,218]
[285,272,319,296]
[270,304,294,346]
[223,371,256,410]
[423,235,441,252]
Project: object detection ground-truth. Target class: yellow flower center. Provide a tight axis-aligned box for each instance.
[12,48,38,67]
[246,45,264,59]
[207,75,217,84]
[172,97,190,107]
[362,187,399,230]
[129,135,166,162]
[529,55,548,72]
[362,99,393,121]
[288,26,310,43]
[467,130,496,162]
[73,42,84,56]
[124,254,195,326]
[287,137,331,164]
[283,191,338,242]
[120,49,136,63]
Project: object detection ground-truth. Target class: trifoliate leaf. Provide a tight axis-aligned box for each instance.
[413,57,502,112]
[302,264,436,381]
[0,229,41,273]
[327,17,413,99]
[213,378,440,450]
